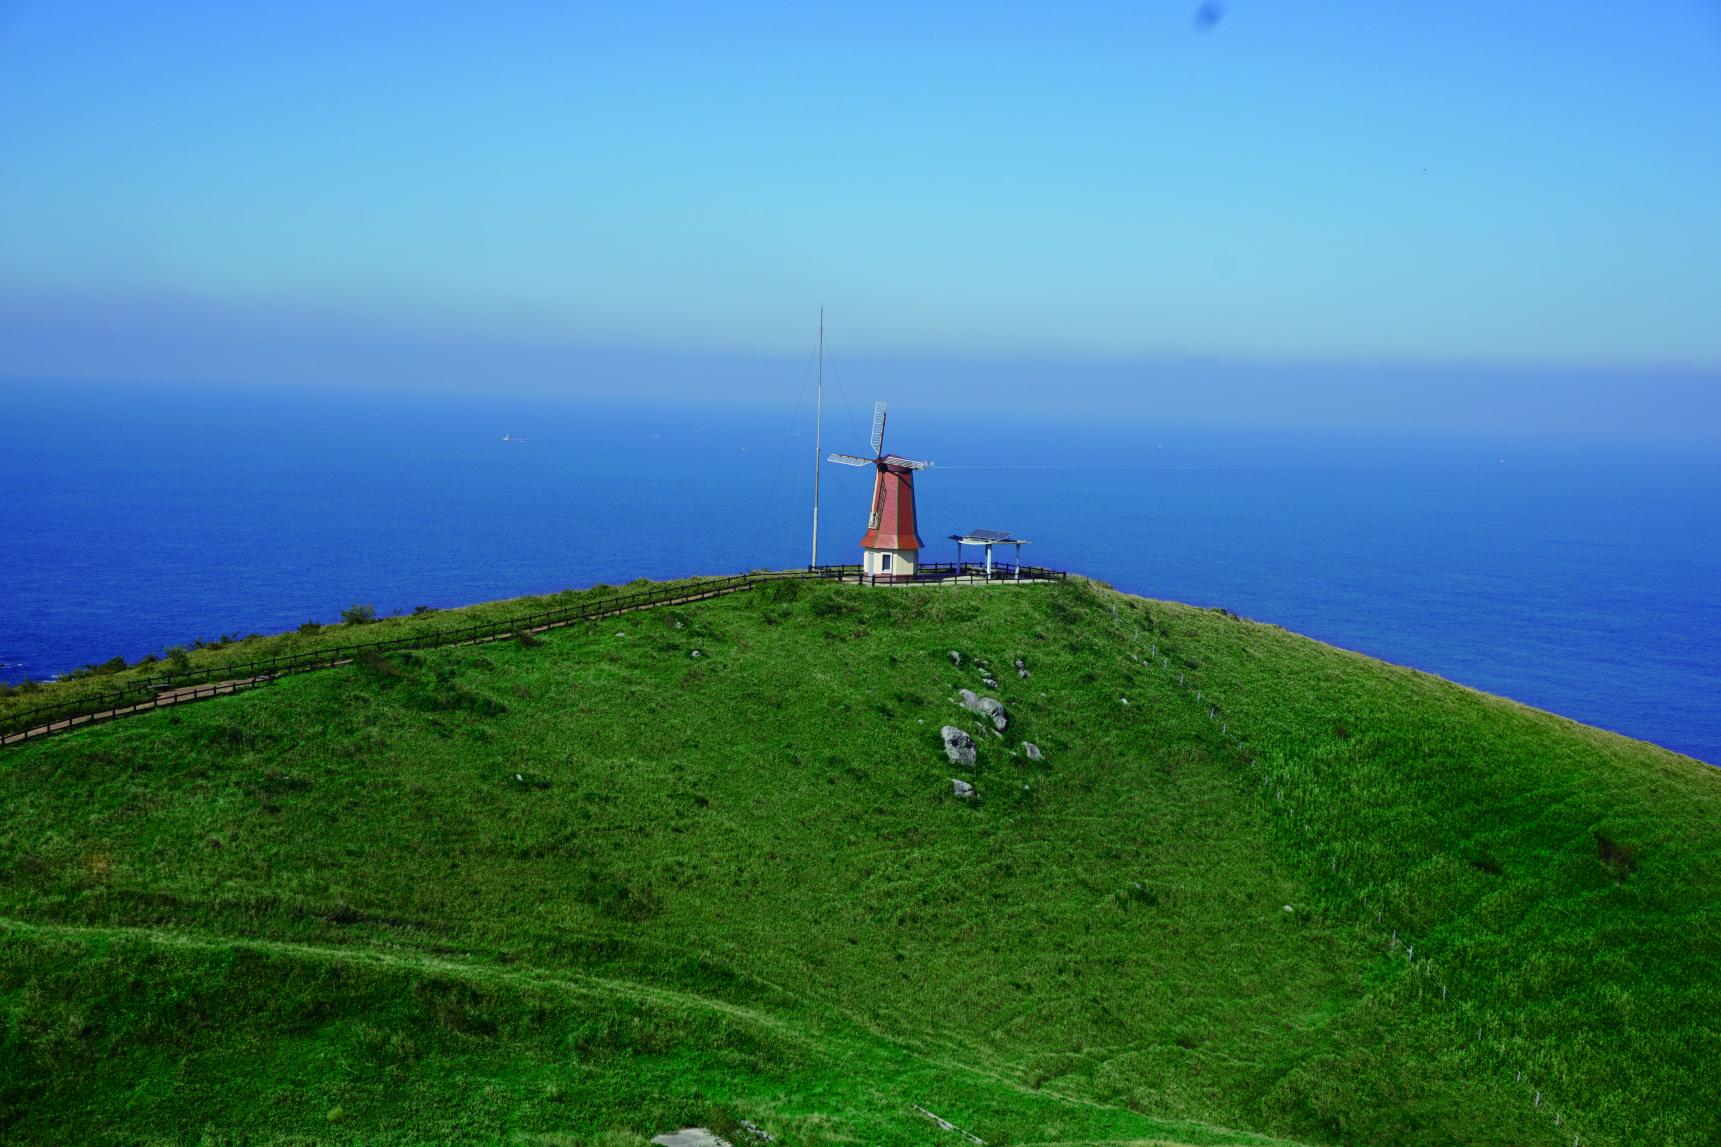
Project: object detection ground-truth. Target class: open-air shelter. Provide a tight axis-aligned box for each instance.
[949,529,1030,579]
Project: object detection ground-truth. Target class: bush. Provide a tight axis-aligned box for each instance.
[412,604,435,616]
[1597,833,1639,877]
[298,620,323,634]
[69,656,130,680]
[165,647,191,672]
[809,593,856,619]
[355,649,404,681]
[341,604,377,626]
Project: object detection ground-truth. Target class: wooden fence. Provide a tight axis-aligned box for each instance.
[1,563,1067,745]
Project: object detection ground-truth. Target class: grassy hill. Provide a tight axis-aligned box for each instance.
[1,577,1716,1145]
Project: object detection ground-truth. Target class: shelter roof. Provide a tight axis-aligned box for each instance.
[950,529,1028,544]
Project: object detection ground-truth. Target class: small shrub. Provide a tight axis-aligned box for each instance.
[1469,851,1505,876]
[809,592,856,619]
[1117,882,1160,908]
[298,620,323,634]
[514,630,542,648]
[165,647,191,672]
[428,682,507,717]
[342,603,377,626]
[412,604,435,616]
[1597,833,1639,877]
[702,1106,747,1142]
[355,649,404,680]
[579,874,660,921]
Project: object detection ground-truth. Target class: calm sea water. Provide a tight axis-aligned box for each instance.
[3,381,1717,764]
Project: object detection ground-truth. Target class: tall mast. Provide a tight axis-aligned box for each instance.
[810,307,823,568]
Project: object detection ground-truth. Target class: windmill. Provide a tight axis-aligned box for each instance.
[827,402,932,581]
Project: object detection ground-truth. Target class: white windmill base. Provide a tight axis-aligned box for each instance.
[862,548,918,581]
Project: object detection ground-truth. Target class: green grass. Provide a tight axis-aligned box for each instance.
[0,573,735,733]
[0,577,1715,1144]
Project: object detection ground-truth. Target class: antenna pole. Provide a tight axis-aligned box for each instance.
[811,307,823,568]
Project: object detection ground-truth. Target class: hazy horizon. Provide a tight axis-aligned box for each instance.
[4,2,1720,441]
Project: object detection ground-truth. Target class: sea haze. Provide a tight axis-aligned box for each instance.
[3,380,1717,764]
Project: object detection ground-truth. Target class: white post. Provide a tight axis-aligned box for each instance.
[985,543,993,579]
[810,308,823,568]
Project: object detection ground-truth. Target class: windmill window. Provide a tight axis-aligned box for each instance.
[881,553,893,572]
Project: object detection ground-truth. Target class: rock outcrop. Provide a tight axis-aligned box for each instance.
[940,725,977,766]
[957,688,1009,732]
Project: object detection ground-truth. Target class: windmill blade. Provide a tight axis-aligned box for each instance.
[882,455,933,470]
[826,452,873,467]
[869,401,887,456]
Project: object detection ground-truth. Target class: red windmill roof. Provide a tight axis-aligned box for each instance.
[860,461,923,552]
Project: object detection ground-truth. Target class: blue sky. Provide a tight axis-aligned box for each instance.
[2,1,1719,428]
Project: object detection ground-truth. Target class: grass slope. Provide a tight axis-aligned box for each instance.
[0,575,729,732]
[0,578,1715,1145]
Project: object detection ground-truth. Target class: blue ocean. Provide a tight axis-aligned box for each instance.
[3,380,1717,764]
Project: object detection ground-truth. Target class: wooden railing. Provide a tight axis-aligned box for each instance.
[0,562,1066,745]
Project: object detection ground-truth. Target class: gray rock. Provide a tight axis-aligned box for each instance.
[1021,741,1043,761]
[1015,658,1029,678]
[949,650,962,666]
[981,676,998,689]
[740,1120,774,1143]
[690,650,703,659]
[940,725,977,766]
[951,778,976,799]
[652,1130,732,1147]
[957,688,1009,731]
